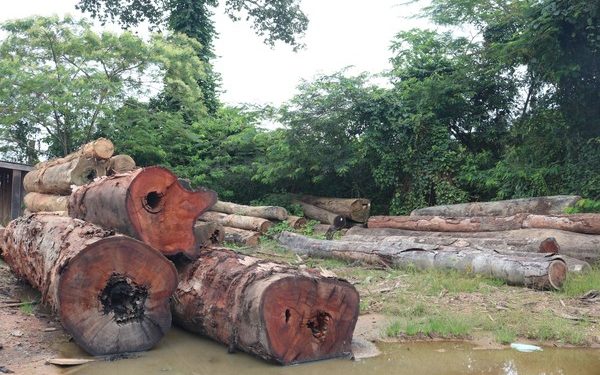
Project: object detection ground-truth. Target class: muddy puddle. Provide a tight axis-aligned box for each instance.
[54,328,600,375]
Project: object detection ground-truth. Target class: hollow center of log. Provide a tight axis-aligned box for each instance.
[143,191,163,213]
[85,168,97,182]
[99,274,148,324]
[306,311,332,341]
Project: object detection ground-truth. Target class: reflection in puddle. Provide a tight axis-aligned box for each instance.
[58,328,600,375]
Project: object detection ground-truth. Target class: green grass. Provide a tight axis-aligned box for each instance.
[19,301,35,315]
[386,313,473,338]
[560,266,600,297]
[495,327,516,344]
[405,268,505,295]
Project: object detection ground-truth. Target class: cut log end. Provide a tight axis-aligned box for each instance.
[547,260,568,290]
[57,237,178,355]
[539,237,560,254]
[262,276,359,365]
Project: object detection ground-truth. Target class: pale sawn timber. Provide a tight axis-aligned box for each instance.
[24,192,69,212]
[212,201,288,221]
[23,157,108,194]
[199,211,272,233]
[300,195,371,223]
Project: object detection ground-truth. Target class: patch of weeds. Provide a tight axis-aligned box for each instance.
[564,199,600,214]
[385,313,473,338]
[560,266,600,297]
[407,268,505,296]
[385,320,403,337]
[300,220,321,236]
[20,301,35,315]
[495,327,516,344]
[265,221,294,236]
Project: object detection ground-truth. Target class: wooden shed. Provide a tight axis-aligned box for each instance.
[0,161,33,225]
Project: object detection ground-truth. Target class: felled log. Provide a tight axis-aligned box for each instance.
[297,201,346,229]
[33,138,114,170]
[171,247,359,365]
[69,166,217,259]
[194,222,224,248]
[300,195,371,223]
[277,232,568,290]
[368,214,600,235]
[346,227,600,264]
[223,226,261,246]
[212,201,288,221]
[411,195,582,217]
[23,157,108,194]
[107,154,136,175]
[199,211,272,233]
[286,215,307,229]
[23,192,68,212]
[0,214,178,355]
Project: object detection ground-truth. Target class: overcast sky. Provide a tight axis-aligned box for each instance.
[0,0,430,106]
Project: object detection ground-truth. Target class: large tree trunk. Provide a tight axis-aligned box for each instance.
[194,222,224,248]
[0,214,177,355]
[68,166,217,259]
[411,195,582,217]
[199,211,273,233]
[368,214,600,235]
[297,201,346,229]
[171,247,359,365]
[107,154,136,175]
[300,195,371,223]
[33,138,114,170]
[346,227,600,264]
[223,226,261,246]
[286,215,307,229]
[212,201,288,221]
[23,192,69,212]
[276,232,568,290]
[23,157,108,194]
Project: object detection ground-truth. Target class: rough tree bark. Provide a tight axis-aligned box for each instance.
[33,138,114,170]
[171,247,359,365]
[199,211,273,233]
[0,214,178,355]
[223,226,261,246]
[277,232,569,290]
[411,195,582,217]
[69,166,217,259]
[212,201,288,221]
[300,195,371,223]
[107,154,136,175]
[368,214,600,235]
[296,201,346,229]
[23,157,108,194]
[286,215,307,229]
[194,222,224,248]
[346,227,600,264]
[24,192,69,212]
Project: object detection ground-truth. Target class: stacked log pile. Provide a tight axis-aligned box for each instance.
[0,139,360,364]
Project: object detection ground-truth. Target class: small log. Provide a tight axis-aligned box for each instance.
[312,223,336,236]
[346,226,600,264]
[297,201,346,229]
[24,192,68,212]
[368,214,600,235]
[223,226,261,246]
[286,215,307,229]
[300,195,371,223]
[24,157,108,194]
[199,211,272,233]
[277,232,568,290]
[212,201,288,221]
[107,154,136,175]
[0,214,178,355]
[33,138,114,170]
[194,222,224,248]
[171,247,359,365]
[69,166,217,259]
[411,195,582,217]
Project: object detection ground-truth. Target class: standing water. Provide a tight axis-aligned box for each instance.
[56,328,600,375]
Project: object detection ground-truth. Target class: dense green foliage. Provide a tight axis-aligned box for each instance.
[0,0,598,214]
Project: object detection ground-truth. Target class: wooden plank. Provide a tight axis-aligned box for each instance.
[10,170,22,219]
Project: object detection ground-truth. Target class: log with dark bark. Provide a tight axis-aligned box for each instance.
[171,247,359,365]
[411,195,582,217]
[69,166,217,259]
[277,232,569,289]
[368,214,600,235]
[223,226,261,246]
[296,201,346,229]
[199,211,272,233]
[300,195,371,223]
[194,222,224,248]
[0,214,178,355]
[33,138,115,170]
[107,154,136,175]
[346,226,600,264]
[212,201,288,221]
[24,157,108,194]
[24,192,69,212]
[286,215,307,229]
